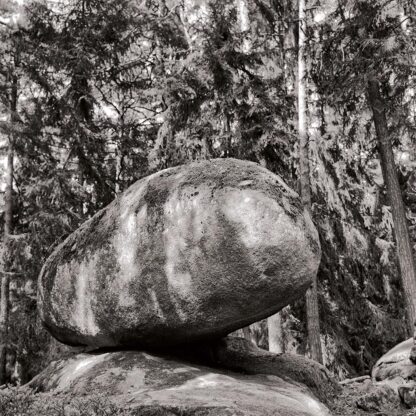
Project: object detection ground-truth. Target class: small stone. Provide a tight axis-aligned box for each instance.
[398,383,416,408]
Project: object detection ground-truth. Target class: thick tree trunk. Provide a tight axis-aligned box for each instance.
[367,78,416,335]
[298,0,323,364]
[268,312,284,353]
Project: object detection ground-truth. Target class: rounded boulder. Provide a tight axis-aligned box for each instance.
[38,158,321,348]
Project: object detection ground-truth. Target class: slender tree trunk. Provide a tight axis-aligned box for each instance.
[268,312,284,353]
[0,273,10,385]
[4,147,13,237]
[305,274,322,361]
[115,146,122,194]
[238,0,251,53]
[115,116,125,195]
[178,0,193,50]
[298,0,311,209]
[368,78,416,335]
[298,0,323,364]
[0,135,14,387]
[242,326,251,342]
[0,71,17,385]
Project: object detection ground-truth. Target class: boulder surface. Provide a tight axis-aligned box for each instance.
[178,336,341,405]
[370,338,416,410]
[372,338,416,381]
[38,158,320,348]
[29,349,331,416]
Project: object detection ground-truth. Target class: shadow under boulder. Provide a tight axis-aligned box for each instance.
[168,336,340,406]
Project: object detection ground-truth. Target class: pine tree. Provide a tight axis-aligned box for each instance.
[316,0,416,336]
[367,78,416,335]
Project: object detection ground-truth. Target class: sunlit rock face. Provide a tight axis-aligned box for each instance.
[38,158,321,348]
[28,349,331,416]
[372,338,416,381]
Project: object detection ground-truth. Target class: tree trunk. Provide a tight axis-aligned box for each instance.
[237,0,251,53]
[242,326,251,342]
[298,0,323,364]
[268,312,284,353]
[0,273,10,385]
[298,0,311,210]
[4,147,13,237]
[178,0,193,50]
[115,146,123,194]
[0,144,13,385]
[367,78,416,335]
[0,70,17,385]
[115,116,125,195]
[305,273,323,361]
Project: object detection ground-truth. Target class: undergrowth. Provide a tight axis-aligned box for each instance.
[0,388,134,416]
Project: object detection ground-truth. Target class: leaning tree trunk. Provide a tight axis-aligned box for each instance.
[298,0,323,364]
[368,78,416,335]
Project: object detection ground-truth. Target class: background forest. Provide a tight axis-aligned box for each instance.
[0,0,415,386]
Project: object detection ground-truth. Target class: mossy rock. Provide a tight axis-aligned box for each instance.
[39,158,320,348]
[28,347,331,416]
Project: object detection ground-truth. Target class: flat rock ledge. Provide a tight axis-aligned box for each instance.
[29,344,332,416]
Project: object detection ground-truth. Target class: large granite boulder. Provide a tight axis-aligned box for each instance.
[28,347,332,416]
[372,338,416,381]
[39,158,320,348]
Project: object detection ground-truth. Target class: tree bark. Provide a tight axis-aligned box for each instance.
[0,273,10,385]
[0,135,13,387]
[0,69,17,385]
[4,145,13,237]
[115,115,125,195]
[367,78,416,335]
[238,0,251,53]
[298,0,311,210]
[298,0,323,364]
[267,311,284,353]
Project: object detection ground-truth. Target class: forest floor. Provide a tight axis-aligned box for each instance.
[1,383,415,415]
[332,383,415,416]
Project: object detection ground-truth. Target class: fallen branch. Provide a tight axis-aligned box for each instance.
[0,271,24,276]
[340,375,370,385]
